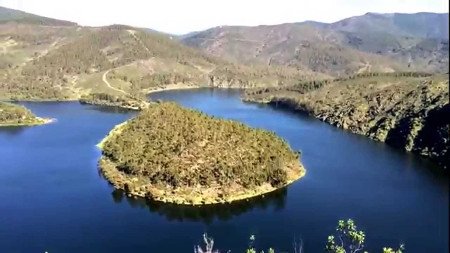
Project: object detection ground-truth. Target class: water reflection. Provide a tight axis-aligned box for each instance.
[111,187,287,223]
[0,126,27,135]
[83,104,137,115]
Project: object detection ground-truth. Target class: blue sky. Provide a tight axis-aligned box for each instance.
[0,0,448,34]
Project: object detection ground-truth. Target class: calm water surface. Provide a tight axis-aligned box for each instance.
[0,89,448,252]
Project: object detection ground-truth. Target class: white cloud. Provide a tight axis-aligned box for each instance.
[0,0,448,34]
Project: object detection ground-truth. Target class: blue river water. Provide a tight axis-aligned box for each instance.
[0,88,447,252]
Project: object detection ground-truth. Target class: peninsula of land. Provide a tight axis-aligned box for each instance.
[0,102,53,127]
[98,102,304,205]
[79,93,151,111]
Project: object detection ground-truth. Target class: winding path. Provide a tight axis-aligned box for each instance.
[102,70,128,95]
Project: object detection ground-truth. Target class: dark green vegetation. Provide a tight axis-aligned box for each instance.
[194,219,404,253]
[79,93,150,110]
[0,101,50,126]
[245,73,449,169]
[99,102,304,204]
[181,12,449,76]
[325,219,404,253]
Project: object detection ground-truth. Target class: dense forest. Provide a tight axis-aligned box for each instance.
[99,102,304,204]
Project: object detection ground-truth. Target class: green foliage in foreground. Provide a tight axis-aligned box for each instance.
[195,219,404,253]
[102,102,299,189]
[326,219,404,253]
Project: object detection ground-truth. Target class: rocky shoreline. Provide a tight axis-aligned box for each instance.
[98,155,304,205]
[244,74,449,169]
[0,117,55,127]
[79,93,151,111]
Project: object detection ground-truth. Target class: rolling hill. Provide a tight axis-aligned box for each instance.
[0,6,321,101]
[0,6,76,26]
[330,12,448,39]
[1,7,448,102]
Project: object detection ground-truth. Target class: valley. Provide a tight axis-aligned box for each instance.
[0,4,448,253]
[0,90,447,252]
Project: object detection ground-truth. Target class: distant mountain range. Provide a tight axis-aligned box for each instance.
[329,12,448,39]
[0,6,448,101]
[181,12,449,75]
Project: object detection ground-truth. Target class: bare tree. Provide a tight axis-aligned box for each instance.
[194,233,221,253]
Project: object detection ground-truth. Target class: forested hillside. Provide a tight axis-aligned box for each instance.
[245,73,449,168]
[0,7,321,101]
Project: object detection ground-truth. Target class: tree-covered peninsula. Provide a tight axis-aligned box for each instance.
[79,93,150,110]
[0,102,52,126]
[98,102,304,205]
